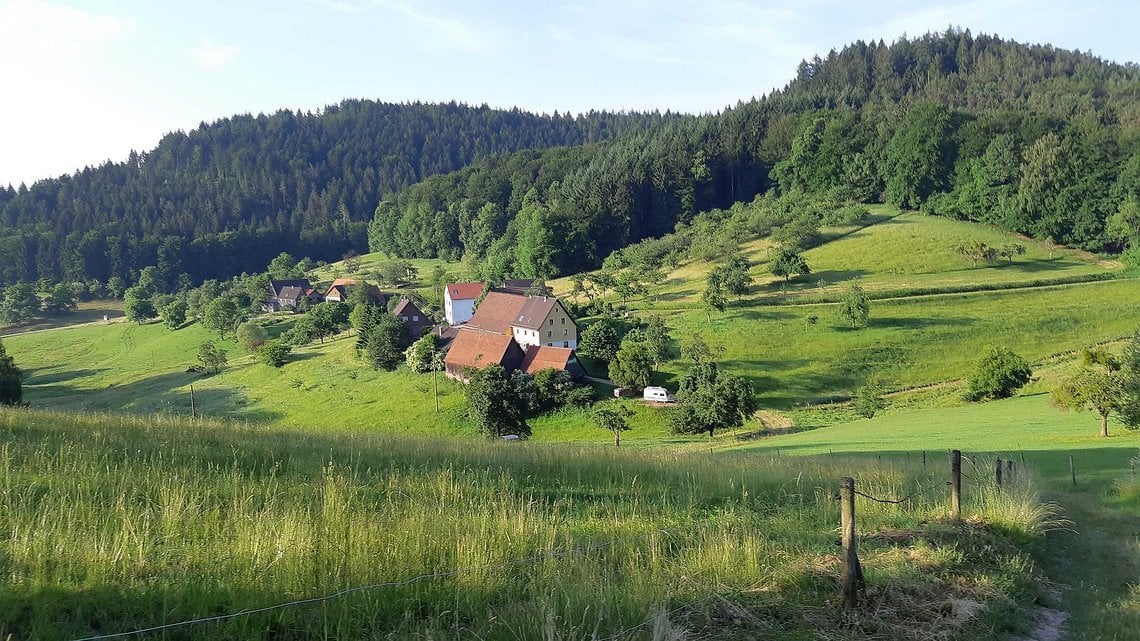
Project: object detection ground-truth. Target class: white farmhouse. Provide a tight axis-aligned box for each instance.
[443,282,484,325]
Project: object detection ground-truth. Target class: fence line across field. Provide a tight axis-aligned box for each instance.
[69,529,674,641]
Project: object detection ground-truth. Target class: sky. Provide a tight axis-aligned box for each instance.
[1,0,1137,187]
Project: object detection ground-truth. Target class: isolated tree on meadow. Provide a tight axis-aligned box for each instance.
[161,299,188,330]
[202,297,244,338]
[405,333,441,373]
[955,240,998,268]
[236,321,269,353]
[1054,365,1125,437]
[258,340,292,368]
[837,283,870,329]
[196,341,227,375]
[0,339,22,405]
[670,361,756,440]
[594,405,633,447]
[854,381,887,418]
[642,315,676,370]
[996,243,1027,263]
[718,254,753,298]
[965,347,1032,401]
[123,286,157,325]
[769,247,811,282]
[680,333,721,365]
[702,270,727,322]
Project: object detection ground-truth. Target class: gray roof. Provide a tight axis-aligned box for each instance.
[278,286,304,301]
[513,297,559,330]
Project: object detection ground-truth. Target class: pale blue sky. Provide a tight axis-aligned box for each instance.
[1,0,1136,187]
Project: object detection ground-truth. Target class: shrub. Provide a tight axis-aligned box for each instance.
[965,347,1032,401]
[854,381,887,418]
[258,340,292,368]
[236,322,269,353]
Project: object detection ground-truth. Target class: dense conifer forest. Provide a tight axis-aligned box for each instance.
[4,30,1140,289]
[0,102,668,287]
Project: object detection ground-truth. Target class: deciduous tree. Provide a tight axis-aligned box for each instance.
[594,405,633,446]
[837,283,869,329]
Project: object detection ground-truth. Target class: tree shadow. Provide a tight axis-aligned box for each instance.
[867,316,974,330]
[22,368,109,385]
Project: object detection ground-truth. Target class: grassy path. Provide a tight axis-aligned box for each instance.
[1037,469,1140,639]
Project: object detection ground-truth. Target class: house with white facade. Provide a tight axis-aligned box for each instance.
[443,282,484,325]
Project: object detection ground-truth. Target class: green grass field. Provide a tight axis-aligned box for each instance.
[0,407,1054,641]
[736,394,1140,639]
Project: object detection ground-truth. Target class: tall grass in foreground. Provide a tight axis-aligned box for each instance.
[1,408,1051,640]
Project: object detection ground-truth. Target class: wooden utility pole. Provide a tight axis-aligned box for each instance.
[950,450,962,520]
[994,458,1003,488]
[839,477,863,608]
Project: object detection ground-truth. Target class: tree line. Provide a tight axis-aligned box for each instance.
[0,101,670,288]
[369,30,1140,278]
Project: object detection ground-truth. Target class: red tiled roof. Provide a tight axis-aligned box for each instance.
[520,345,575,375]
[446,282,484,301]
[443,330,518,371]
[465,291,528,334]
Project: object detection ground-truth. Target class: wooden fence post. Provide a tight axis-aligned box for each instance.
[1006,459,1014,482]
[840,477,863,608]
[1069,455,1076,487]
[922,451,926,467]
[950,450,962,520]
[995,458,1003,487]
[190,385,196,419]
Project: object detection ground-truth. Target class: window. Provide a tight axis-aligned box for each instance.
[547,330,552,338]
[561,317,565,324]
[563,341,569,348]
[412,315,419,321]
[549,319,554,326]
[401,316,408,321]
[563,328,568,336]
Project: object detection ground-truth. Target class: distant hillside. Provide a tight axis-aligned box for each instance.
[0,101,670,287]
[370,29,1140,279]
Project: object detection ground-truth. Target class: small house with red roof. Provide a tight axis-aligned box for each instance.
[443,282,484,325]
[323,279,386,306]
[520,345,585,380]
[443,330,525,381]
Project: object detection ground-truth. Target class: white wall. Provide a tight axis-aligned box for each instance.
[445,294,476,325]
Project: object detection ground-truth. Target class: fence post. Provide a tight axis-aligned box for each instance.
[1069,455,1076,487]
[950,450,962,520]
[995,458,1003,488]
[840,477,863,608]
[922,451,926,467]
[190,384,196,419]
[1006,459,1014,482]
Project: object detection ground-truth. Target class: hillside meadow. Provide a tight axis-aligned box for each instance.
[737,394,1140,640]
[0,406,1056,641]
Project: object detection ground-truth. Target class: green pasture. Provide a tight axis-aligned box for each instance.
[0,407,1053,641]
[658,279,1140,407]
[733,393,1140,639]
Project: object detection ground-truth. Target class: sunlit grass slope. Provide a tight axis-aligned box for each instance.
[0,407,1053,641]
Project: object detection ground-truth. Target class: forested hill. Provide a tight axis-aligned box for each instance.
[370,30,1140,279]
[0,101,670,287]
